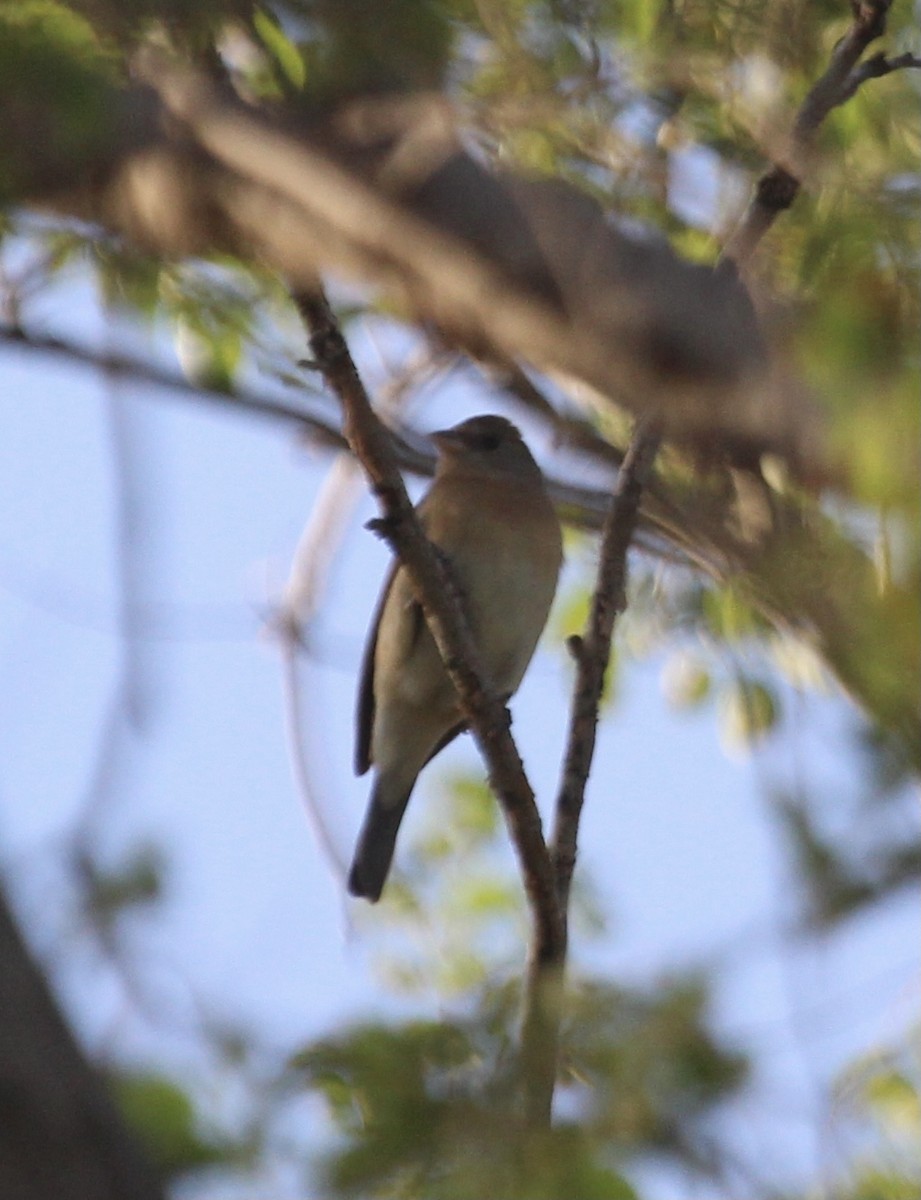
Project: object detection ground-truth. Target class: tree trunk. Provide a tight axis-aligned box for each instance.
[0,883,165,1200]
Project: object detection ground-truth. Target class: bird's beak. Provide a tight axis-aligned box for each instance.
[430,428,466,454]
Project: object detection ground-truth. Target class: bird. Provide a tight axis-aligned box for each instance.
[348,414,562,901]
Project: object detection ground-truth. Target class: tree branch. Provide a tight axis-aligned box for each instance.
[0,322,343,443]
[836,49,921,103]
[0,881,165,1200]
[8,302,913,758]
[551,418,664,928]
[723,0,914,266]
[291,288,564,963]
[274,345,443,897]
[519,418,662,1128]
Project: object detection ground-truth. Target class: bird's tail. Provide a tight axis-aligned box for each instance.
[347,779,413,902]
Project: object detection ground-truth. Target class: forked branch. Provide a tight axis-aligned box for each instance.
[723,0,919,266]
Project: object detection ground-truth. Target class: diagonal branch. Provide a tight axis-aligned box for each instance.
[723,0,916,267]
[274,346,445,897]
[0,320,704,565]
[0,322,342,442]
[291,288,564,964]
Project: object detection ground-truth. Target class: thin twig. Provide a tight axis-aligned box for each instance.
[520,417,663,1128]
[722,0,917,267]
[279,635,350,887]
[836,49,921,104]
[291,287,565,964]
[0,322,340,440]
[551,417,664,927]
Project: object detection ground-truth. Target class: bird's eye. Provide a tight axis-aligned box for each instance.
[475,433,502,452]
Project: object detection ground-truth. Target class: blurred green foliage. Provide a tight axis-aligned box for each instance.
[0,2,121,198]
[291,973,744,1198]
[830,1043,921,1200]
[110,1070,227,1177]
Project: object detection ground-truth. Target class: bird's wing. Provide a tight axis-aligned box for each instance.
[355,563,392,775]
[354,561,429,775]
[423,720,467,767]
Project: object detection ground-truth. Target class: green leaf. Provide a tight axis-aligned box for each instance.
[110,1071,224,1177]
[552,582,591,642]
[863,1069,921,1132]
[449,876,519,917]
[92,246,162,317]
[175,315,242,393]
[661,650,711,709]
[253,8,306,89]
[80,843,164,924]
[718,678,778,750]
[448,772,500,839]
[0,3,119,201]
[700,584,762,642]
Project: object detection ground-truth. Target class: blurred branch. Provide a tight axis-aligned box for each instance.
[279,633,351,889]
[0,881,165,1200]
[291,287,565,965]
[16,54,824,465]
[723,0,916,267]
[144,62,765,428]
[0,322,343,444]
[102,315,152,728]
[7,298,915,764]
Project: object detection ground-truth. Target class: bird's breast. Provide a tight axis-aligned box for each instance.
[427,474,562,694]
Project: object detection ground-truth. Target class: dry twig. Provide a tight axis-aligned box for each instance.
[521,417,663,1127]
[551,418,664,926]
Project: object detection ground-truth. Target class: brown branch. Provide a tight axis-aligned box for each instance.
[8,302,913,761]
[274,346,444,895]
[836,49,921,102]
[276,451,364,893]
[291,288,565,963]
[0,322,341,442]
[723,0,912,267]
[520,417,663,1128]
[551,417,664,927]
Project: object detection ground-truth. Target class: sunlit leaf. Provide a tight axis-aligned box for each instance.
[661,650,711,709]
[717,677,778,750]
[253,8,306,88]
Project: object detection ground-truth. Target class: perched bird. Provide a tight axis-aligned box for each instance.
[349,414,562,901]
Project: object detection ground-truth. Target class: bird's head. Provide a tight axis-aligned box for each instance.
[430,415,543,483]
